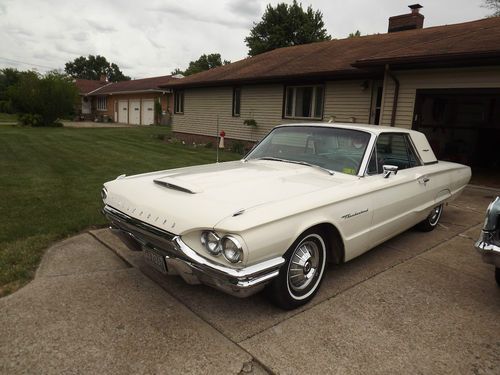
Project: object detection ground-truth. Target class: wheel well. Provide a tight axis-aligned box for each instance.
[307,223,345,264]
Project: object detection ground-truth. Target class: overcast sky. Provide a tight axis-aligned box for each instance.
[0,0,492,79]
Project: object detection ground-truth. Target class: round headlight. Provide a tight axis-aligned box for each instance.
[101,187,107,201]
[221,236,243,263]
[200,231,221,255]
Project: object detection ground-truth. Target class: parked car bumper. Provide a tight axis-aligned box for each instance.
[475,232,500,267]
[474,196,500,268]
[103,205,285,297]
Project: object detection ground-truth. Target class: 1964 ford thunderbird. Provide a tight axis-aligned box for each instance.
[102,124,471,309]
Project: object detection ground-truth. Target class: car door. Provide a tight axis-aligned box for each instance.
[362,133,429,249]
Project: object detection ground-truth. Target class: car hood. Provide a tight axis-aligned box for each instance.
[104,160,355,234]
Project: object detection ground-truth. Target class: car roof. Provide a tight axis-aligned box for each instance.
[276,122,415,136]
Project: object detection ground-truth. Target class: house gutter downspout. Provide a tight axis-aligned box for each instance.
[385,64,399,127]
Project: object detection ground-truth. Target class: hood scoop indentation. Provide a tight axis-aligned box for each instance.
[153,177,202,194]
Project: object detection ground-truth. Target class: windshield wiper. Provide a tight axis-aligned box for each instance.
[255,157,334,175]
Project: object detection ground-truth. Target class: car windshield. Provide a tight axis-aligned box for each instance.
[245,126,371,175]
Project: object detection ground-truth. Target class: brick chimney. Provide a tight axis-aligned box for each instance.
[388,4,424,33]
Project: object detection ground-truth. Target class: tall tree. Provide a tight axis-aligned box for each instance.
[172,53,230,76]
[245,0,331,56]
[65,55,130,82]
[483,0,500,16]
[8,71,78,126]
[348,30,361,38]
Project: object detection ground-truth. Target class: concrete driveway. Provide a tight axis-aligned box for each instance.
[1,187,499,374]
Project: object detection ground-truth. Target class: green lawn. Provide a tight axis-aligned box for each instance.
[0,113,18,123]
[0,125,240,296]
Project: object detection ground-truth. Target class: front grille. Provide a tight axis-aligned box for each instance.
[103,205,179,255]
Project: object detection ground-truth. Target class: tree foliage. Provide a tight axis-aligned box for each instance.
[65,55,130,82]
[245,0,331,56]
[172,53,230,76]
[348,30,361,38]
[0,68,23,112]
[482,0,500,16]
[8,71,78,126]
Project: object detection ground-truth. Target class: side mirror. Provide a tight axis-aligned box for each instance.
[383,165,398,178]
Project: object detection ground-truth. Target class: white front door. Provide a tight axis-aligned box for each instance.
[141,99,155,125]
[118,100,128,123]
[129,100,141,125]
[81,97,91,114]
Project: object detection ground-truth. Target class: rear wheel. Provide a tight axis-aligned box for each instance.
[417,204,443,232]
[267,231,327,310]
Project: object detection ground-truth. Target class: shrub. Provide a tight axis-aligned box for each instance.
[8,71,78,126]
[18,113,43,127]
[205,142,213,149]
[0,100,14,113]
[231,141,246,155]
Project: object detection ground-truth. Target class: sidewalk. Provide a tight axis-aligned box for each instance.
[1,187,499,374]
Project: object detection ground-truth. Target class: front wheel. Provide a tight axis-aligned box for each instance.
[267,231,327,310]
[417,204,443,232]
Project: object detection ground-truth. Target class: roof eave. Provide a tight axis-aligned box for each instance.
[352,50,500,68]
[88,88,172,96]
[159,69,382,89]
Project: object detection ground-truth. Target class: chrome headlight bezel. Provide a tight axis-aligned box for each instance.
[221,235,243,264]
[101,187,108,201]
[200,230,222,256]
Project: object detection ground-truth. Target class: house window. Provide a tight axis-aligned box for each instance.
[284,85,324,119]
[174,90,184,114]
[232,87,241,117]
[97,96,107,111]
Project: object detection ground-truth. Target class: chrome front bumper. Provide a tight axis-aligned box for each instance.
[475,231,500,268]
[474,196,500,268]
[103,205,285,298]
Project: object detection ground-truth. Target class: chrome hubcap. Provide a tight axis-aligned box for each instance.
[429,205,442,225]
[288,240,320,292]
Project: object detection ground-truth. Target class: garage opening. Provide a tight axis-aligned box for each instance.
[413,89,500,187]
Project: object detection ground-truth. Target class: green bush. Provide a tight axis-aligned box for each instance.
[231,141,246,155]
[19,113,43,127]
[0,100,14,113]
[8,71,78,126]
[205,142,213,149]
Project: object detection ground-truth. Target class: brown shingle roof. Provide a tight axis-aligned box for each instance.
[74,79,107,95]
[162,17,500,88]
[89,75,177,95]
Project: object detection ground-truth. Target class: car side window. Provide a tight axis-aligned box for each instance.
[367,133,421,174]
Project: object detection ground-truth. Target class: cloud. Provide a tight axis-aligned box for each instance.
[72,31,88,42]
[226,0,261,18]
[86,19,116,33]
[0,3,6,15]
[148,3,250,29]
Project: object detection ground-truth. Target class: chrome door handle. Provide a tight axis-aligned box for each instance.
[418,177,430,185]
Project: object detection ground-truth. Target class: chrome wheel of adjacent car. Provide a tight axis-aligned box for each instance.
[417,204,443,232]
[268,231,327,310]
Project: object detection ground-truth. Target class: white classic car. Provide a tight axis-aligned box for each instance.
[102,123,471,309]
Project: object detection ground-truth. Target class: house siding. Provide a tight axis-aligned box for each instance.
[172,80,373,142]
[379,66,500,129]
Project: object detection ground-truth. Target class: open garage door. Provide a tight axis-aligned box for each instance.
[413,89,500,187]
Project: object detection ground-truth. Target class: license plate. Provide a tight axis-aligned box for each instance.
[143,246,167,274]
